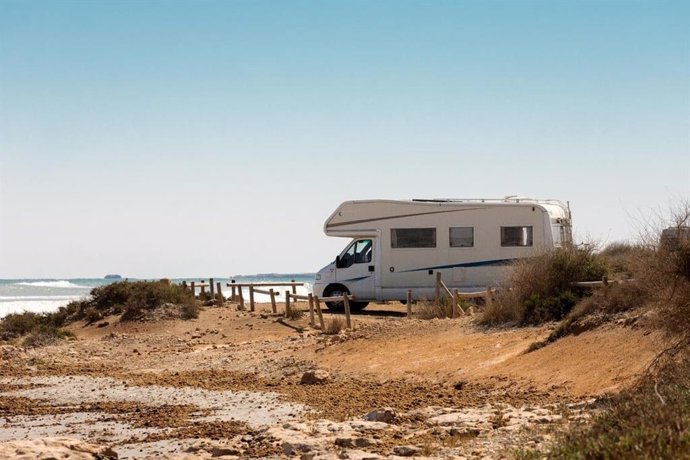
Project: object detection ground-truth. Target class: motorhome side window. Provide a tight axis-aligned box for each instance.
[501,226,533,247]
[391,228,436,248]
[449,227,474,247]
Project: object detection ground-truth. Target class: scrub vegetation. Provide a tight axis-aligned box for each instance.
[518,202,690,458]
[0,280,199,347]
[481,246,608,326]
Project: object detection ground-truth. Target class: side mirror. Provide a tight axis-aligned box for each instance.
[335,255,341,268]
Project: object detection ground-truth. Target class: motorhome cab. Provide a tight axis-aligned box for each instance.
[313,197,572,310]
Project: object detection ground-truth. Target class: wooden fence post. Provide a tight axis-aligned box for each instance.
[238,287,245,310]
[284,290,290,318]
[269,288,277,313]
[308,293,315,327]
[231,280,237,301]
[249,286,255,312]
[406,290,412,318]
[216,282,223,306]
[314,296,325,330]
[485,287,492,312]
[200,281,206,295]
[209,278,215,299]
[343,295,352,329]
[435,272,442,304]
[190,281,196,300]
[452,288,459,318]
[291,280,297,296]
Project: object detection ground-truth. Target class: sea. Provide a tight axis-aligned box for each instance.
[0,275,315,319]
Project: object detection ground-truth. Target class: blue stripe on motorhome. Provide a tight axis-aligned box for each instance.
[399,258,515,273]
[342,275,373,282]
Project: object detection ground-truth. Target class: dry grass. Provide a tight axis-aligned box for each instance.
[323,316,346,334]
[285,303,305,321]
[549,353,690,458]
[482,246,608,326]
[415,298,455,319]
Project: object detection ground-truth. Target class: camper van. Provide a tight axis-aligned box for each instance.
[313,197,572,310]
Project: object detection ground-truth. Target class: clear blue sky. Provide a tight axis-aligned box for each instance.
[1,0,688,278]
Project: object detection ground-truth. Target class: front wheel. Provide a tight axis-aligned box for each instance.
[323,285,369,312]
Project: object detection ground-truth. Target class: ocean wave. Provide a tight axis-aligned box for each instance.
[15,280,88,289]
[0,295,83,301]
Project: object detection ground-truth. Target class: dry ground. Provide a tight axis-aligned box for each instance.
[0,300,665,459]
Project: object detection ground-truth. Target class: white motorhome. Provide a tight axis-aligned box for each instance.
[313,197,572,310]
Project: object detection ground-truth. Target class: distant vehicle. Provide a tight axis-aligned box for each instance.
[660,226,690,249]
[313,197,572,310]
[104,274,122,280]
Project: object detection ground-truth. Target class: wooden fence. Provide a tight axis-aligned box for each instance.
[225,280,303,312]
[430,272,494,318]
[571,277,634,288]
[181,279,224,306]
[284,291,355,330]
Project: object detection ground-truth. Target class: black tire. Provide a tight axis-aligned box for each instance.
[323,285,369,312]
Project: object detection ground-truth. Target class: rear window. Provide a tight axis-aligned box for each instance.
[501,226,533,247]
[391,228,436,248]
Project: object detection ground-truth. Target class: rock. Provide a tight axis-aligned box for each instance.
[282,441,313,455]
[300,369,330,385]
[393,445,419,457]
[453,380,466,390]
[96,321,109,328]
[211,446,241,457]
[191,333,202,339]
[0,438,118,459]
[364,407,397,423]
[335,437,372,448]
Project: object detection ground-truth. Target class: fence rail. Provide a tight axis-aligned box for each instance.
[570,277,634,288]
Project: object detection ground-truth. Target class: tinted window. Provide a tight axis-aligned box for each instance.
[391,228,436,248]
[501,226,533,247]
[450,227,474,247]
[340,239,372,268]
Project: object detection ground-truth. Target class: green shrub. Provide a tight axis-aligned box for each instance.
[0,312,45,340]
[482,246,608,326]
[0,311,73,347]
[180,302,201,320]
[528,282,648,351]
[68,280,195,322]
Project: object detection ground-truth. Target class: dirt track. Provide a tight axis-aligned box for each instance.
[0,301,665,459]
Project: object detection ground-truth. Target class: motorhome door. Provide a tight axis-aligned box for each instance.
[336,239,376,299]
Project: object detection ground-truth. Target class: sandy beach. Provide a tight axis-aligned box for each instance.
[0,300,663,459]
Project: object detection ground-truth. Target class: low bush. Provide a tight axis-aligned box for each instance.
[0,312,46,340]
[528,281,648,352]
[68,280,196,323]
[180,302,201,320]
[0,311,73,347]
[482,246,608,326]
[23,325,73,348]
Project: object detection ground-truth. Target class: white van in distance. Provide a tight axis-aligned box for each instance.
[313,197,572,310]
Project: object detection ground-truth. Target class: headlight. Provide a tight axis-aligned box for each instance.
[315,274,321,280]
